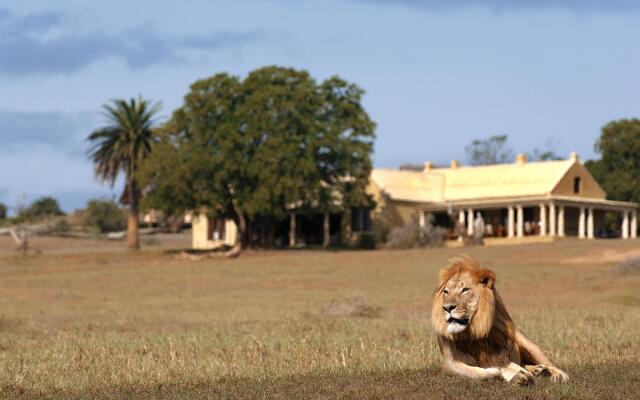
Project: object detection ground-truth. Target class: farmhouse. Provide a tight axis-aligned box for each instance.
[370,152,638,242]
[191,152,638,249]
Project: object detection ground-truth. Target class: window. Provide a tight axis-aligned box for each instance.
[207,217,226,241]
[351,208,372,232]
[573,177,581,194]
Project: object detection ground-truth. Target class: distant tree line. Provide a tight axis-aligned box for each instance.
[0,196,64,224]
[0,196,126,234]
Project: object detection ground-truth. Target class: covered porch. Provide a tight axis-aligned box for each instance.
[419,196,638,241]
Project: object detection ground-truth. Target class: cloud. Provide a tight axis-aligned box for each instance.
[352,0,640,13]
[0,143,119,211]
[0,110,122,211]
[0,8,265,76]
[0,110,97,155]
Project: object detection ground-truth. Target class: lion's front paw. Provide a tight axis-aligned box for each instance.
[548,367,569,383]
[509,368,534,386]
[525,364,551,377]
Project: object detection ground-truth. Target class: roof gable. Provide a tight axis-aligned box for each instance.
[550,162,606,199]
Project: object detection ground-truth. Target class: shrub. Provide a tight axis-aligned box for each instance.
[357,232,377,250]
[385,214,445,249]
[51,219,71,235]
[18,196,63,221]
[0,203,7,220]
[372,215,391,245]
[84,200,126,233]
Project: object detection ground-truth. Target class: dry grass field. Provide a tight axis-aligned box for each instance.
[0,235,639,399]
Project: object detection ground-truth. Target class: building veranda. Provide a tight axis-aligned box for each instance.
[370,152,637,243]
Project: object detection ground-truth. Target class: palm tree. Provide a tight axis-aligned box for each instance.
[87,97,161,250]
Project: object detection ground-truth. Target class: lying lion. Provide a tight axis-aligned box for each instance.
[431,257,569,385]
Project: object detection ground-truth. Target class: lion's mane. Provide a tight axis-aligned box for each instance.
[431,257,519,367]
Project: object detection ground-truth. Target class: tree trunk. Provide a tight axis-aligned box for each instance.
[127,178,140,250]
[225,211,244,258]
[226,193,245,258]
[266,220,275,249]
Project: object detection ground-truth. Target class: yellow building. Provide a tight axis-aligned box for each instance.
[191,214,238,250]
[369,152,638,241]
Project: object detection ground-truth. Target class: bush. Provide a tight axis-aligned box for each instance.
[0,203,6,220]
[357,232,377,250]
[84,200,126,233]
[18,196,63,221]
[385,214,445,249]
[51,219,71,235]
[372,215,391,245]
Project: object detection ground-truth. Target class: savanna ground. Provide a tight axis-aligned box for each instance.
[0,235,639,399]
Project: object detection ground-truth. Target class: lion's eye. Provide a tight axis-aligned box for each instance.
[443,289,449,295]
[461,288,469,293]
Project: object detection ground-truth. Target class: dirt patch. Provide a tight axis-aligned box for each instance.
[615,256,640,273]
[562,248,640,265]
[323,293,382,318]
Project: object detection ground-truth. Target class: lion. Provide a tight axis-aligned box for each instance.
[431,257,569,385]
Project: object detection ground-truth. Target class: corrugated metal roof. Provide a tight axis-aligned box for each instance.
[372,159,576,203]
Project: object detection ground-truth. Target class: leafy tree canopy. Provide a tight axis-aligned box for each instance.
[138,66,376,243]
[585,118,640,203]
[84,199,127,233]
[19,196,63,220]
[465,135,513,165]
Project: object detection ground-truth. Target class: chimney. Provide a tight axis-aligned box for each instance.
[515,153,527,165]
[423,161,433,172]
[569,152,579,162]
[450,159,459,169]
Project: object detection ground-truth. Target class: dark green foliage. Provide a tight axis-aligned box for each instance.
[51,219,71,235]
[84,199,127,233]
[585,118,640,204]
[139,66,376,246]
[0,203,7,220]
[465,135,513,165]
[87,97,161,186]
[357,232,377,249]
[18,196,63,220]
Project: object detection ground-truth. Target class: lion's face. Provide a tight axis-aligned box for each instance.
[440,271,484,334]
[432,258,497,339]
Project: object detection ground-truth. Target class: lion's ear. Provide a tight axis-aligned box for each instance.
[478,269,496,288]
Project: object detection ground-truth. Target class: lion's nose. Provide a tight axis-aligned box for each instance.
[443,304,456,312]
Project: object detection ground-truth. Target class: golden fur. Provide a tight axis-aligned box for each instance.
[431,256,569,384]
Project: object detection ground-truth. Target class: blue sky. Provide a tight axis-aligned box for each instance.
[2,0,640,211]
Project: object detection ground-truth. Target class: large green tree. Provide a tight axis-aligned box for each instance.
[87,97,161,250]
[139,66,375,252]
[585,118,640,204]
